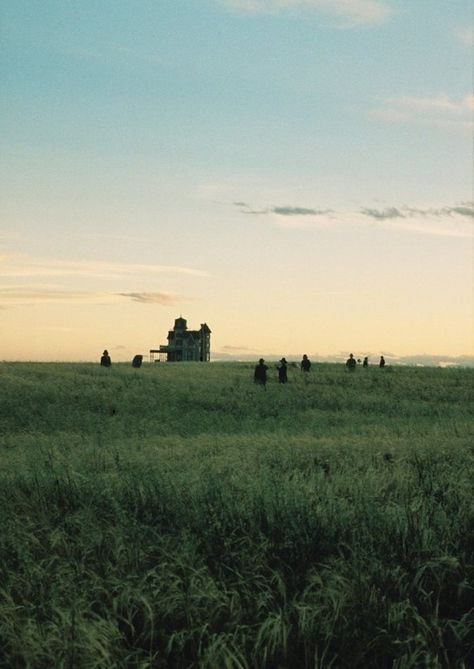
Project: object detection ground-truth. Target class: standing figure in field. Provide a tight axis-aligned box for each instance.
[379,355,386,368]
[100,350,111,367]
[301,354,311,373]
[346,353,356,371]
[254,358,268,387]
[363,356,369,368]
[278,358,288,384]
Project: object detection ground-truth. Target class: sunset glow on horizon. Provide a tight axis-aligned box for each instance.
[1,1,473,363]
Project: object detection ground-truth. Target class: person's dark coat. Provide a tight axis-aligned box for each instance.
[346,354,356,371]
[301,355,311,372]
[254,360,268,385]
[100,350,111,367]
[278,358,288,383]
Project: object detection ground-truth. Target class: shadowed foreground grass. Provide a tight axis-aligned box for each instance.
[0,362,473,668]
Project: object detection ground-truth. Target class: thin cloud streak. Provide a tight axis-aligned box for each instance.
[116,292,184,305]
[234,202,332,216]
[0,257,208,279]
[235,201,474,238]
[234,202,270,215]
[220,344,257,351]
[363,204,474,220]
[273,206,333,216]
[370,94,474,131]
[0,288,108,305]
[0,288,186,307]
[361,207,405,220]
[218,0,392,26]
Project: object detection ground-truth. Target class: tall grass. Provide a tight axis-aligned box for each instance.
[0,362,473,667]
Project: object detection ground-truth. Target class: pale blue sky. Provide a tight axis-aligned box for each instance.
[1,1,473,360]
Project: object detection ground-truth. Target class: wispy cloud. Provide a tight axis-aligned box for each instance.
[0,287,186,307]
[218,0,392,26]
[220,344,256,351]
[363,204,474,221]
[384,94,473,114]
[116,291,184,305]
[361,207,405,220]
[234,202,270,215]
[234,202,332,216]
[359,204,474,237]
[0,288,108,305]
[448,204,474,217]
[272,206,333,216]
[234,200,473,238]
[456,25,474,46]
[370,94,474,131]
[0,257,208,279]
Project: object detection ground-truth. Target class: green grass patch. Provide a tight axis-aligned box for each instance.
[0,362,473,668]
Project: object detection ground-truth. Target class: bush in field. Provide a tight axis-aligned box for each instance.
[0,362,473,668]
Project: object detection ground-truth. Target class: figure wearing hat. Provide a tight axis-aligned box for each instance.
[254,358,268,387]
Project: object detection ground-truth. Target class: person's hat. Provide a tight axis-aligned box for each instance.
[259,358,265,363]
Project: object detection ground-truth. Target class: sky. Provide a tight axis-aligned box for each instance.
[1,0,473,363]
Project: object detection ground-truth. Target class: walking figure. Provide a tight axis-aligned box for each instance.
[346,353,356,371]
[278,358,288,384]
[254,358,268,388]
[363,356,369,368]
[301,354,311,373]
[100,350,111,367]
[379,355,386,368]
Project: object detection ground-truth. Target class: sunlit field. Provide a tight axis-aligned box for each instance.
[1,361,473,668]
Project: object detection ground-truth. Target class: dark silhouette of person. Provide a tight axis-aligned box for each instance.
[346,353,356,371]
[278,358,288,383]
[301,354,311,372]
[363,356,369,368]
[379,355,386,368]
[254,358,268,387]
[100,350,111,367]
[132,354,143,368]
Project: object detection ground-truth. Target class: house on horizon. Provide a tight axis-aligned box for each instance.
[150,317,211,362]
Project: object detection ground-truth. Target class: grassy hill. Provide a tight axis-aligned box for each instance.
[0,362,473,668]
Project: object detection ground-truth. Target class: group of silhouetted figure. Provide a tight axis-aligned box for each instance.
[345,353,385,371]
[254,354,386,387]
[100,348,387,382]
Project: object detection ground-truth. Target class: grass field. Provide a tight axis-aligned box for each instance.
[0,361,473,668]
